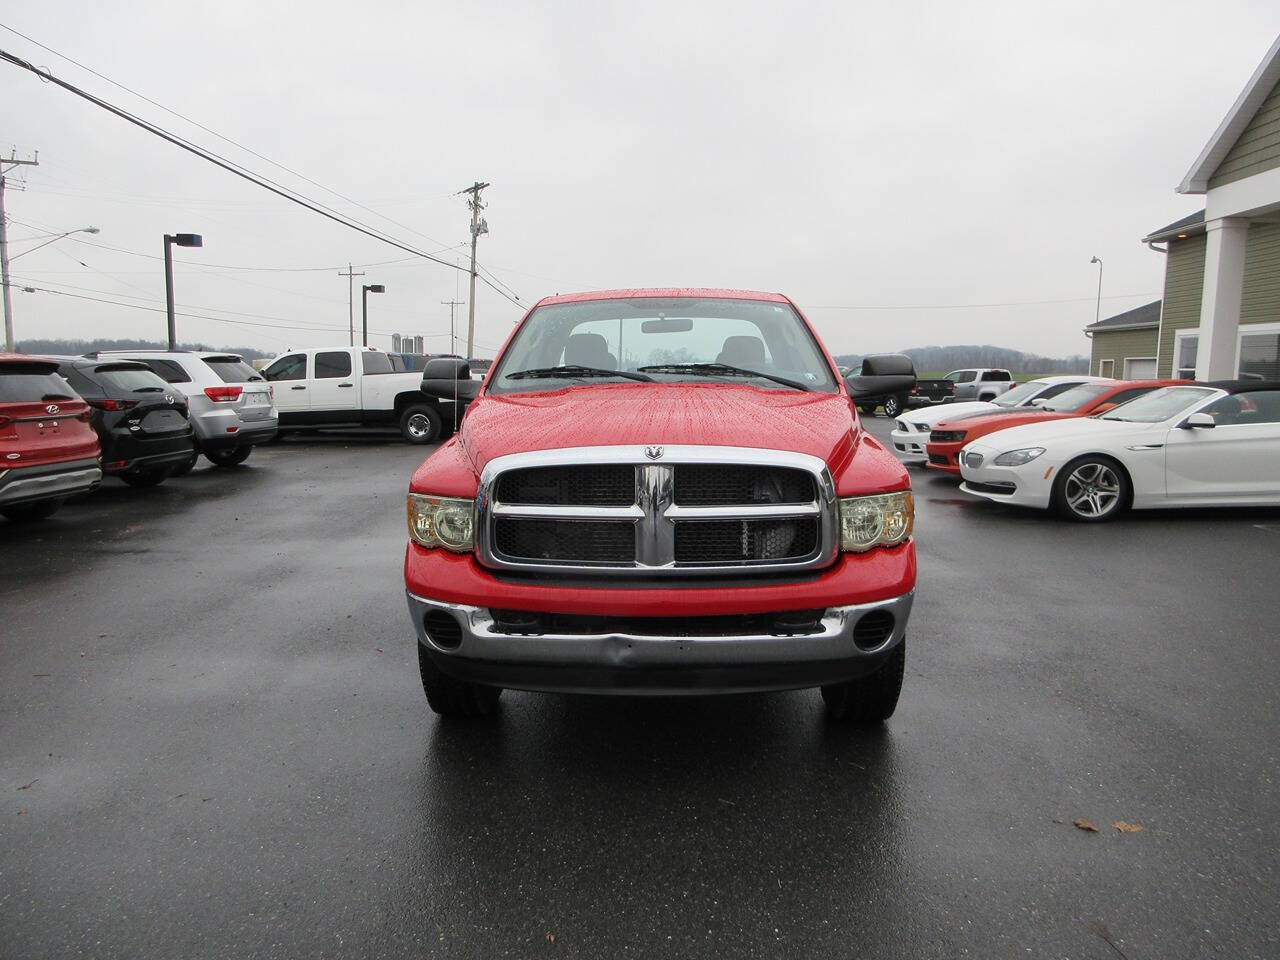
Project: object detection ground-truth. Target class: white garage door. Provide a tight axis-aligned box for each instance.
[1123,357,1157,379]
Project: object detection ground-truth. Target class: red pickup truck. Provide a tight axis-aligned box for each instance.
[403,290,916,723]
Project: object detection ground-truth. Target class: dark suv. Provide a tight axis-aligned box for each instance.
[51,359,195,487]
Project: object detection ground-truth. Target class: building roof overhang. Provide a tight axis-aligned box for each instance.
[1178,35,1280,195]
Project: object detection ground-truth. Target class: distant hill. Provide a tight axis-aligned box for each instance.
[833,345,1088,375]
[15,337,272,362]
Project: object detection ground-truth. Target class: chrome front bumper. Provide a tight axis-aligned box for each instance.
[406,590,913,694]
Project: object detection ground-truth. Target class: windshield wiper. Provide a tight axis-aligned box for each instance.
[505,365,654,383]
[637,362,811,392]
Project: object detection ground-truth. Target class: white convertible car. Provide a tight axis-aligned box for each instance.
[959,381,1280,521]
[888,376,1111,460]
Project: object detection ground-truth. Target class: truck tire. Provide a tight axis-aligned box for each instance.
[206,447,252,468]
[417,643,502,717]
[821,640,905,723]
[400,404,442,444]
[882,395,905,418]
[1,499,63,522]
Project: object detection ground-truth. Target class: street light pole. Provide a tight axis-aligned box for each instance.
[164,233,203,350]
[1090,256,1103,327]
[9,226,100,262]
[361,284,384,347]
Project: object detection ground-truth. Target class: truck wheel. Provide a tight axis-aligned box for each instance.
[417,643,502,717]
[206,447,251,468]
[821,640,905,723]
[400,404,442,444]
[1051,455,1129,522]
[1,499,63,522]
[882,395,905,418]
[170,453,200,477]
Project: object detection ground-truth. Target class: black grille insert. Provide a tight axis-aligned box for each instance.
[852,610,895,650]
[928,453,950,466]
[495,465,635,506]
[495,517,635,563]
[929,430,966,443]
[673,518,819,564]
[674,465,815,505]
[423,610,463,649]
[489,608,826,637]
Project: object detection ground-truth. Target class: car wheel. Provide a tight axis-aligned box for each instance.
[400,404,442,444]
[121,468,169,488]
[417,643,502,717]
[1052,455,1129,522]
[170,453,200,477]
[821,640,905,723]
[1,499,64,522]
[206,446,252,468]
[882,395,904,418]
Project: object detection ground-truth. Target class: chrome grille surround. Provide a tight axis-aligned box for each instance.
[476,445,838,576]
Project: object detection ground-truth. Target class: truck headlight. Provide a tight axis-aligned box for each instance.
[407,494,475,551]
[839,491,913,552]
[993,447,1045,467]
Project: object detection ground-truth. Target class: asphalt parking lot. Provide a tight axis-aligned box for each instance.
[2,420,1278,959]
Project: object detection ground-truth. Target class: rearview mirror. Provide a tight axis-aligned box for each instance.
[1180,412,1216,429]
[1092,402,1117,414]
[843,375,879,400]
[421,358,479,404]
[1030,397,1048,406]
[641,317,694,334]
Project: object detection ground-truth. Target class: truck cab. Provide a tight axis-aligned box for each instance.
[948,368,1015,402]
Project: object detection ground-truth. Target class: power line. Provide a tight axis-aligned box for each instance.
[0,47,474,275]
[803,293,1162,311]
[0,21,457,251]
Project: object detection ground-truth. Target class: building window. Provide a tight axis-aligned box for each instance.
[1175,334,1198,380]
[1238,331,1280,381]
[1097,359,1114,377]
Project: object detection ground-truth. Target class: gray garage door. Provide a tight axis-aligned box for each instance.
[1124,357,1157,379]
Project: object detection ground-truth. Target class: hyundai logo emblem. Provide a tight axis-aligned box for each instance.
[644,445,664,460]
[46,403,60,415]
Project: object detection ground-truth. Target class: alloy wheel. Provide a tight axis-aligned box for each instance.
[1063,462,1121,518]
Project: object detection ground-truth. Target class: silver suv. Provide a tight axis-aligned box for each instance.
[92,351,277,471]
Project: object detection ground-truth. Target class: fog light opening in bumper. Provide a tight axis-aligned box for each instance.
[852,609,895,651]
[422,610,463,650]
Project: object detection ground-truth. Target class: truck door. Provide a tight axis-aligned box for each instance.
[308,350,360,421]
[262,353,309,422]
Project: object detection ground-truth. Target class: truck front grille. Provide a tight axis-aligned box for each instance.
[478,446,837,576]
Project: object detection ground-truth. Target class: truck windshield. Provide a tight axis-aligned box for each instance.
[488,297,838,394]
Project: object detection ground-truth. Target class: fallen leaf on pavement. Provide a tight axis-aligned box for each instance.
[1072,818,1099,832]
[1113,821,1144,833]
[17,779,38,791]
[547,932,557,945]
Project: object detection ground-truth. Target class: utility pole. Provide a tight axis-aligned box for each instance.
[441,298,464,355]
[338,263,364,346]
[460,181,489,359]
[1090,256,1103,327]
[1,150,39,353]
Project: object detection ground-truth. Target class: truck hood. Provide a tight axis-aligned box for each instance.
[457,383,859,472]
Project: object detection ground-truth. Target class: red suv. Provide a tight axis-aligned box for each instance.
[0,354,102,522]
[405,289,916,723]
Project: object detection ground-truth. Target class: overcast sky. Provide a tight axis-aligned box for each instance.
[2,1,1276,360]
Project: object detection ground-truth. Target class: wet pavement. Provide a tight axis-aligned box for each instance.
[1,423,1278,958]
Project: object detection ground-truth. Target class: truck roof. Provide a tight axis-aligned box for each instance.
[535,288,791,307]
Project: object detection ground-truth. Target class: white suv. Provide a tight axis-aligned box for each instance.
[92,351,277,470]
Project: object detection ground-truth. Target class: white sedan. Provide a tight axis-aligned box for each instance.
[888,375,1111,459]
[959,382,1280,521]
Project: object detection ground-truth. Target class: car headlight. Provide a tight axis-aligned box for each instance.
[993,447,1045,467]
[839,491,914,552]
[407,494,474,551]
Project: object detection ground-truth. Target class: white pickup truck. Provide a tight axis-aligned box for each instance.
[260,346,460,443]
[946,368,1017,401]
